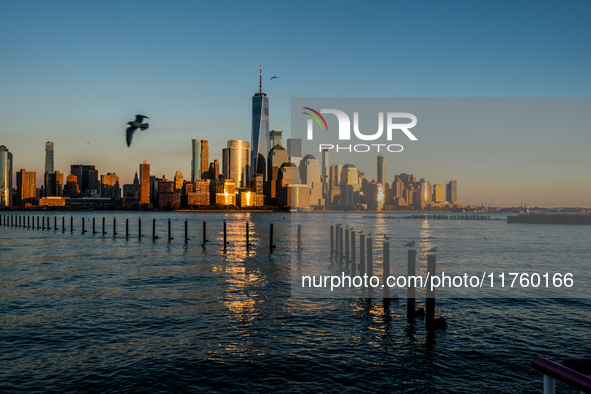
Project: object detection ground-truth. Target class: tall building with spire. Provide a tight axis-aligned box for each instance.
[251,65,269,180]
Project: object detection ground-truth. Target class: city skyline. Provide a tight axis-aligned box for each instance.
[1,1,590,207]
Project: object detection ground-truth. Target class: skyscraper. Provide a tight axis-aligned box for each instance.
[191,139,201,184]
[209,159,219,180]
[0,145,13,207]
[191,139,209,183]
[222,140,250,188]
[139,160,150,205]
[200,140,209,180]
[45,141,54,174]
[270,130,282,148]
[321,147,329,199]
[174,171,183,192]
[377,155,385,185]
[101,173,120,199]
[16,169,36,206]
[287,138,302,158]
[70,164,98,196]
[446,180,458,204]
[251,65,269,179]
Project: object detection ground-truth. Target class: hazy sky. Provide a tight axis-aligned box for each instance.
[1,1,590,207]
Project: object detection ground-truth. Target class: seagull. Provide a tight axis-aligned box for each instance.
[404,240,415,248]
[367,232,372,237]
[383,235,390,240]
[483,236,490,241]
[126,115,150,147]
[270,76,278,80]
[358,230,364,234]
[426,246,437,253]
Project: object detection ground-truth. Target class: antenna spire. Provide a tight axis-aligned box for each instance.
[259,64,262,94]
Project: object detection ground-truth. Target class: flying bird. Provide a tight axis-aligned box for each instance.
[404,240,415,248]
[126,115,150,147]
[270,76,278,80]
[483,236,490,241]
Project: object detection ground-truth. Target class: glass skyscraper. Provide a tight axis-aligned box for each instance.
[251,67,269,180]
[0,145,13,207]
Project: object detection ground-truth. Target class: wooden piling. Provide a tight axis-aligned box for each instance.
[359,234,365,276]
[345,228,350,267]
[351,231,356,276]
[269,223,273,252]
[168,219,171,241]
[138,218,141,240]
[126,218,129,239]
[153,219,156,241]
[42,216,45,230]
[426,254,436,328]
[185,220,188,243]
[70,216,73,233]
[246,222,250,249]
[62,216,65,232]
[93,217,96,234]
[113,218,116,236]
[330,225,334,257]
[82,217,85,234]
[407,249,416,322]
[366,237,373,281]
[297,224,302,250]
[203,221,206,244]
[223,221,227,250]
[383,242,390,300]
[102,217,106,235]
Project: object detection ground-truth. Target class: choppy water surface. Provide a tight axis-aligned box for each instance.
[1,211,590,393]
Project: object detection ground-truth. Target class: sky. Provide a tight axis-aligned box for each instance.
[1,0,590,207]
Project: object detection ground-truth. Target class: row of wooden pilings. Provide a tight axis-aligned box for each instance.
[0,214,302,253]
[330,224,445,328]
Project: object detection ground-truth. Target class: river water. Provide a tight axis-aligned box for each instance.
[1,211,590,393]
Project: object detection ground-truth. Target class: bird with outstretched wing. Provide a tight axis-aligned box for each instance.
[126,115,150,147]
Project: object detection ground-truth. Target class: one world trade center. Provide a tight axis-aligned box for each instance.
[251,65,269,181]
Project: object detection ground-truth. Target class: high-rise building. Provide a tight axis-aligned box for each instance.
[0,145,13,207]
[16,169,36,206]
[191,139,201,184]
[300,155,323,206]
[209,160,219,180]
[139,160,150,205]
[321,147,329,199]
[63,175,80,198]
[191,139,209,182]
[341,164,359,190]
[101,173,121,199]
[270,130,282,149]
[267,145,288,202]
[377,155,385,185]
[70,164,98,196]
[433,184,445,203]
[251,66,269,179]
[45,141,54,174]
[174,171,183,192]
[200,140,209,180]
[446,180,458,204]
[222,140,250,188]
[287,138,302,158]
[45,171,63,197]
